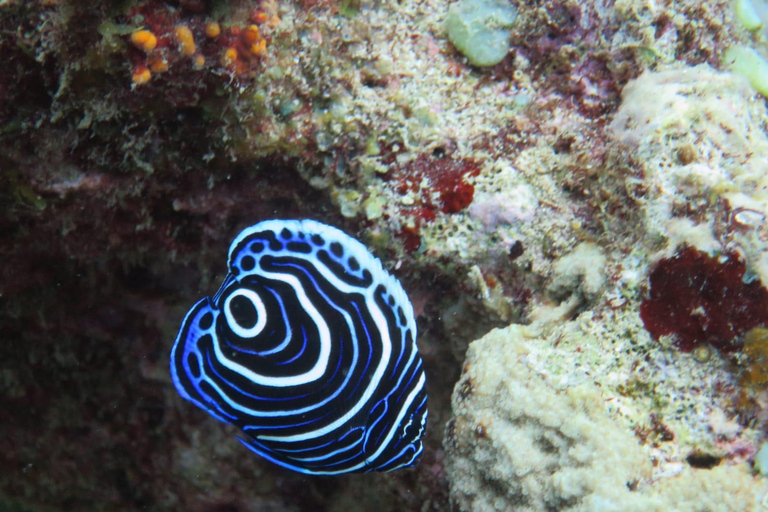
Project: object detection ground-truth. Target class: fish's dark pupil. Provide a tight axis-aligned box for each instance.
[230,295,258,329]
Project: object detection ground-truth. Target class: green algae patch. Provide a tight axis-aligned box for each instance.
[725,45,768,97]
[735,0,764,31]
[445,0,517,67]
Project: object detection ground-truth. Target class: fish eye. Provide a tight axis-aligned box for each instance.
[230,295,257,327]
[224,288,267,338]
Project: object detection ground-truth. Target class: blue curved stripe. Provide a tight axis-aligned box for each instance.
[170,219,428,474]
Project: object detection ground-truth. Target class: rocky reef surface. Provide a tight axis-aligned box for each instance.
[2,0,768,511]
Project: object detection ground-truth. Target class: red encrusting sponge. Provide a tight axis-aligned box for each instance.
[640,246,768,353]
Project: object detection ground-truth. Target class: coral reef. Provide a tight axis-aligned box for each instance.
[446,323,768,512]
[3,0,768,510]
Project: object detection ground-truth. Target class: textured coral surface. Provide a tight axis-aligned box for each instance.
[446,324,768,512]
[3,0,768,510]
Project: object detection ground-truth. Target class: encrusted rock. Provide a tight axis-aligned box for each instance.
[444,323,768,512]
[445,324,652,512]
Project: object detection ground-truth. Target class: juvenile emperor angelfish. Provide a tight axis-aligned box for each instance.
[170,219,428,475]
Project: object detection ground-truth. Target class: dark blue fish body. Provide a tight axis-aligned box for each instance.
[171,219,428,475]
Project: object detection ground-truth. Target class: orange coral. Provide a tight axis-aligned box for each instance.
[250,39,267,57]
[130,30,157,52]
[221,47,238,67]
[148,56,168,73]
[174,25,196,56]
[243,25,260,44]
[132,65,151,86]
[252,12,269,24]
[204,22,221,39]
[123,2,279,86]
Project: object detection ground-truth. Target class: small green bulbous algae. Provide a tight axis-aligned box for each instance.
[445,0,518,67]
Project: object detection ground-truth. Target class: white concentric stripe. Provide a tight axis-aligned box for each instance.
[227,219,414,442]
[210,259,373,417]
[211,271,331,387]
[254,288,291,355]
[258,372,426,475]
[361,372,425,466]
[387,333,419,402]
[237,436,349,476]
[378,442,423,471]
[224,289,267,338]
[257,285,392,442]
[228,219,417,337]
[200,297,360,418]
[288,435,363,463]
